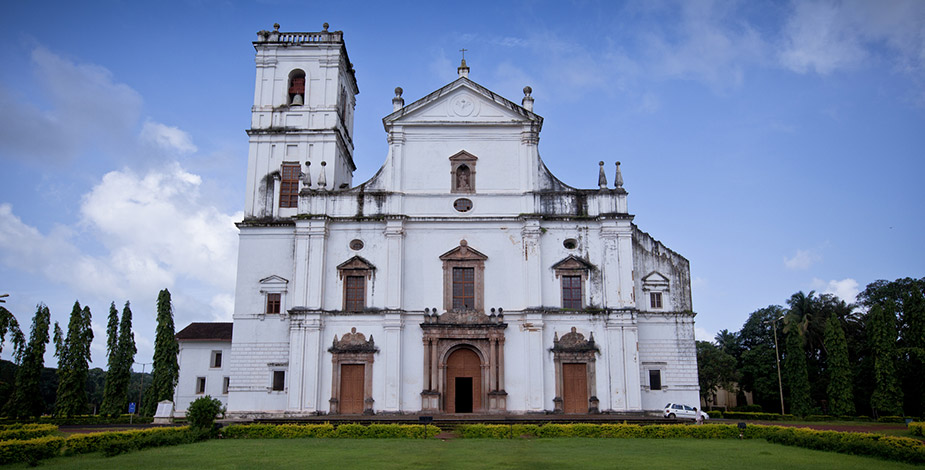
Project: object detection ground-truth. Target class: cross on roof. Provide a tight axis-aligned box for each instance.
[460,48,468,61]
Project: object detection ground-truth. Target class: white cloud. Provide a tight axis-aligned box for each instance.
[141,120,198,154]
[813,277,860,303]
[784,249,820,270]
[695,326,714,342]
[779,0,925,75]
[0,47,142,163]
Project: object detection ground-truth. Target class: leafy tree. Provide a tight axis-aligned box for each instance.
[737,306,785,412]
[0,306,25,362]
[714,329,741,359]
[696,341,737,407]
[53,301,94,417]
[823,311,855,416]
[100,301,136,416]
[867,301,903,416]
[901,285,925,416]
[4,304,51,418]
[782,315,812,416]
[144,289,179,416]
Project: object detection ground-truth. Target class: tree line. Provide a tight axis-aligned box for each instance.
[698,277,925,417]
[0,289,179,418]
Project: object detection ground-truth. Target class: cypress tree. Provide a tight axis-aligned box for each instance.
[903,286,925,416]
[868,302,904,416]
[823,313,855,416]
[144,289,179,416]
[783,317,812,416]
[110,301,137,414]
[99,302,121,416]
[54,302,93,417]
[5,304,51,418]
[0,306,25,361]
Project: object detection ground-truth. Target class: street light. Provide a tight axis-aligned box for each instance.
[135,361,153,420]
[764,316,785,415]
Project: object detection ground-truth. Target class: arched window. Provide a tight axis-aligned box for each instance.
[288,70,306,105]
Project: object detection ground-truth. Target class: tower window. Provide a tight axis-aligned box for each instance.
[650,292,663,310]
[288,70,306,105]
[562,275,582,309]
[266,293,281,314]
[280,162,300,208]
[344,275,365,312]
[452,267,475,309]
[649,369,662,390]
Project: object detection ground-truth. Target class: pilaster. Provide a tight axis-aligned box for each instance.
[384,219,404,310]
[382,313,403,411]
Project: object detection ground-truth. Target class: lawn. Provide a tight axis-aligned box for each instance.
[9,438,924,470]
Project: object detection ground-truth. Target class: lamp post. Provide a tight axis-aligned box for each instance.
[135,361,152,419]
[764,316,785,415]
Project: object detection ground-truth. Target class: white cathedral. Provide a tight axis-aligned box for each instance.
[173,24,699,418]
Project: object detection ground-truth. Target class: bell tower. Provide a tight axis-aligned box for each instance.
[245,23,359,218]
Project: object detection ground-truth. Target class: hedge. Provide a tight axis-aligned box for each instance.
[456,423,924,464]
[909,422,924,437]
[721,411,797,421]
[0,436,66,465]
[0,415,153,426]
[223,423,441,439]
[0,424,59,441]
[65,426,196,456]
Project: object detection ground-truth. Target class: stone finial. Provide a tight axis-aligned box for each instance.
[318,161,327,189]
[274,23,280,32]
[302,161,312,188]
[322,23,329,32]
[522,86,534,112]
[598,161,607,189]
[614,161,623,189]
[392,87,404,111]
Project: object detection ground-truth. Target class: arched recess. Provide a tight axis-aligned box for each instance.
[288,69,306,105]
[443,346,484,413]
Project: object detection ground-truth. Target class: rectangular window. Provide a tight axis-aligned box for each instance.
[452,267,475,309]
[279,162,300,208]
[649,369,662,391]
[211,351,222,368]
[562,275,582,309]
[222,377,230,395]
[344,275,365,312]
[272,370,285,391]
[266,293,281,314]
[650,292,663,309]
[196,377,206,394]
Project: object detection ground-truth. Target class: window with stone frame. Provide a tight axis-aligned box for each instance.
[266,292,281,314]
[561,275,583,310]
[345,275,365,312]
[650,292,663,310]
[222,377,230,395]
[279,162,300,208]
[452,267,475,309]
[449,150,478,193]
[272,370,285,391]
[210,350,222,368]
[649,369,662,390]
[196,377,206,394]
[439,240,488,312]
[336,256,376,313]
[552,255,594,310]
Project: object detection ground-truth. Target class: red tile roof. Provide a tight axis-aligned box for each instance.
[175,322,233,342]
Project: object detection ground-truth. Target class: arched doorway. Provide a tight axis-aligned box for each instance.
[445,348,481,413]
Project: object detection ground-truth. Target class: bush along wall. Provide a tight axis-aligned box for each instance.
[0,436,66,465]
[909,422,924,437]
[65,426,197,457]
[454,423,924,464]
[222,423,440,439]
[0,424,58,441]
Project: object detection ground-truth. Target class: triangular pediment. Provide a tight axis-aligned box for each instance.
[449,150,478,162]
[383,77,543,126]
[642,271,670,284]
[439,241,488,261]
[336,255,376,272]
[259,275,289,285]
[551,255,595,272]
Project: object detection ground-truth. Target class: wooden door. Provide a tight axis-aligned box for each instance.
[340,364,365,414]
[446,348,481,413]
[562,363,588,414]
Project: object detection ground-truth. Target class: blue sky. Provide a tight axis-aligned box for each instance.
[1,1,923,368]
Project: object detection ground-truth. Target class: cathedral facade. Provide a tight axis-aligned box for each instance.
[174,24,699,417]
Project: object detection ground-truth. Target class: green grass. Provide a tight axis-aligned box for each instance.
[8,438,924,469]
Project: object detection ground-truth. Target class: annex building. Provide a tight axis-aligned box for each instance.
[174,23,699,418]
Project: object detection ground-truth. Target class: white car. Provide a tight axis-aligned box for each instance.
[663,403,709,420]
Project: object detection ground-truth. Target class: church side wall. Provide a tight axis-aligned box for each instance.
[637,314,699,411]
[174,341,230,415]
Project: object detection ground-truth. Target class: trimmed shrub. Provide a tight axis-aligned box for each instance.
[0,436,66,465]
[722,411,796,421]
[187,396,225,433]
[732,404,763,412]
[222,423,440,439]
[908,422,924,437]
[0,424,58,441]
[876,416,906,423]
[762,426,925,464]
[706,409,723,419]
[65,426,193,456]
[0,415,153,426]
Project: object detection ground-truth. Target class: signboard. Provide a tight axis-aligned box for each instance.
[129,402,136,414]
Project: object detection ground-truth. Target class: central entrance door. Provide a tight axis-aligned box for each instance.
[562,363,588,414]
[340,364,365,414]
[446,348,481,413]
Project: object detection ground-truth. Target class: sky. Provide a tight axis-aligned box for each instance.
[1,0,923,369]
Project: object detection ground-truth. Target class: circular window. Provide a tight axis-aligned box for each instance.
[349,239,364,251]
[453,198,473,212]
[563,238,578,250]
